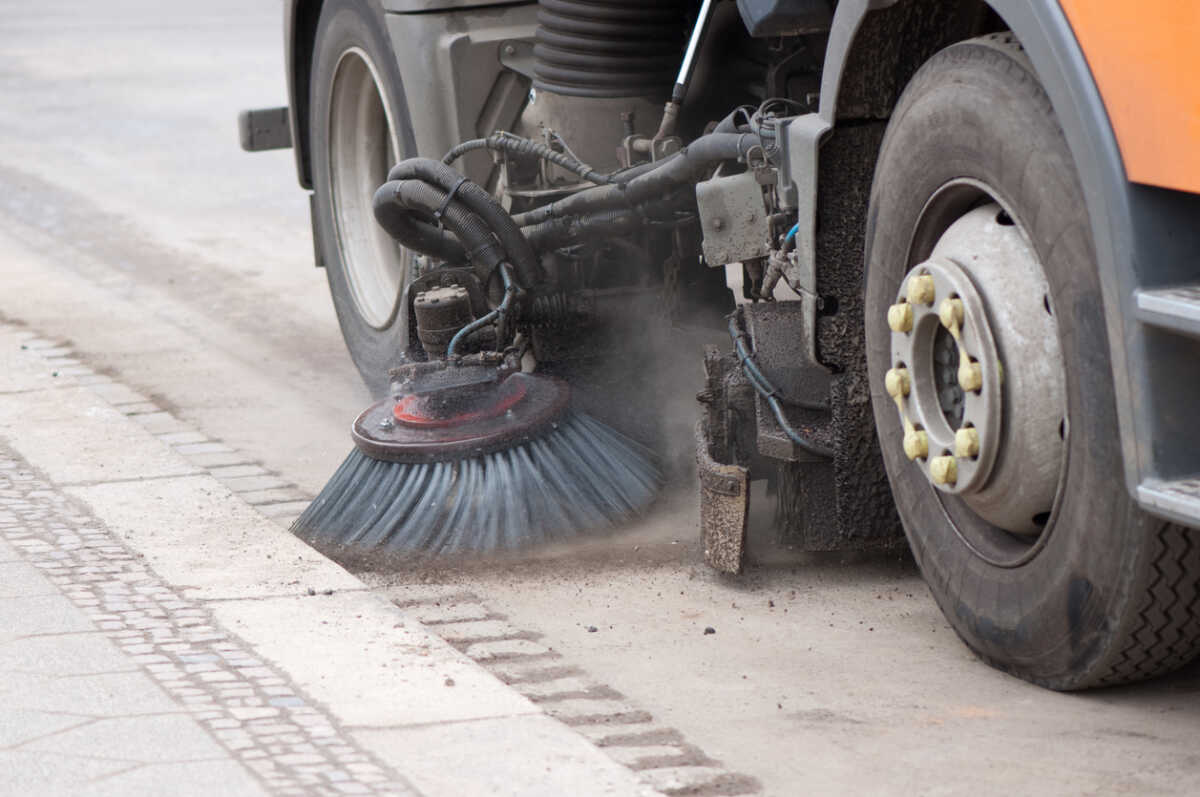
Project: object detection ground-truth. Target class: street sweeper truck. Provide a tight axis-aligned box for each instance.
[240,0,1200,690]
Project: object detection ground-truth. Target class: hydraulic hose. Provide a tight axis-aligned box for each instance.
[373,179,506,274]
[521,209,640,251]
[372,199,468,265]
[510,132,760,228]
[387,158,543,286]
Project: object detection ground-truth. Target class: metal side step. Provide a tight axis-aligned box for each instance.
[1138,477,1200,528]
[1135,285,1200,338]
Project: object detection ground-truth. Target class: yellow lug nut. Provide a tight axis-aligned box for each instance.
[938,297,964,330]
[903,429,929,461]
[906,274,936,306]
[958,359,983,392]
[954,426,980,458]
[930,455,958,485]
[885,367,910,398]
[887,302,914,333]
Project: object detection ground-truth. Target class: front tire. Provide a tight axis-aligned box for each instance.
[864,34,1200,689]
[310,0,416,396]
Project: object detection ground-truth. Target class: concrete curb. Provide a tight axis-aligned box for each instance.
[0,323,656,797]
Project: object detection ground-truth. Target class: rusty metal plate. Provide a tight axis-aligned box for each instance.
[695,420,749,575]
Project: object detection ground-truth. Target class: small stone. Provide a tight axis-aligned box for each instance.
[586,626,598,633]
[703,627,716,635]
[444,677,455,687]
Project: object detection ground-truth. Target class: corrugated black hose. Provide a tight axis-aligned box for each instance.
[372,179,505,274]
[387,158,543,286]
[521,209,640,251]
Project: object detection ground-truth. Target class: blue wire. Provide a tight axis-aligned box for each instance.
[446,264,515,357]
[783,222,799,248]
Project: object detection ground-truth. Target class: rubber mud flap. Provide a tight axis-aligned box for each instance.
[695,420,748,575]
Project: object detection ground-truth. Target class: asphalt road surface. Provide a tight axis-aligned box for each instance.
[2,2,1199,794]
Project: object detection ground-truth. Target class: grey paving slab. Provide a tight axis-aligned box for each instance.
[353,715,656,797]
[209,590,538,728]
[23,713,228,763]
[0,708,90,749]
[86,760,268,797]
[219,475,291,493]
[0,330,72,394]
[182,451,256,468]
[412,602,492,625]
[130,411,190,435]
[0,632,138,677]
[67,476,361,601]
[237,487,310,505]
[156,432,210,445]
[0,750,133,794]
[428,619,525,644]
[0,560,57,598]
[208,465,267,479]
[604,745,694,769]
[0,593,96,640]
[87,383,149,405]
[0,388,198,484]
[0,670,180,716]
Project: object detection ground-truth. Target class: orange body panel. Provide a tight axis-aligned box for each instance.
[1059,0,1200,194]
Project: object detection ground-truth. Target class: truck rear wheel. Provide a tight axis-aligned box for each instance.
[310,0,415,395]
[864,34,1200,689]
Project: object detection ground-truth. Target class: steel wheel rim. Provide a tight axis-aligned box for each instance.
[889,179,1071,567]
[327,47,408,329]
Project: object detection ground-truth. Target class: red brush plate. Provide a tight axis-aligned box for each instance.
[351,372,571,463]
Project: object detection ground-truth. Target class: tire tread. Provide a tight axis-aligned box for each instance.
[1098,524,1200,685]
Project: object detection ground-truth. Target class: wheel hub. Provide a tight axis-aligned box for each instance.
[884,203,1067,535]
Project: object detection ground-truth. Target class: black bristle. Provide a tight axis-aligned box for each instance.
[291,411,661,554]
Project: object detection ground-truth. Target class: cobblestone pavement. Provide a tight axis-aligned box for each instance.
[0,444,417,796]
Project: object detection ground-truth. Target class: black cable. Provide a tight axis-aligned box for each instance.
[727,315,833,459]
[510,132,761,229]
[442,132,615,185]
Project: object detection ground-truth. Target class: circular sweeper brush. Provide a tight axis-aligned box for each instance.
[291,360,662,555]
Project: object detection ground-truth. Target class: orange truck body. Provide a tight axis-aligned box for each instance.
[1061,0,1200,194]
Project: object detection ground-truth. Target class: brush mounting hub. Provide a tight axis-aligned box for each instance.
[354,370,571,463]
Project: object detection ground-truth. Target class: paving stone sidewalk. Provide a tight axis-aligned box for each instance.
[0,443,417,796]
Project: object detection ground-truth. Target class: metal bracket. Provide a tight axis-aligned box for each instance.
[237,107,292,152]
[498,39,535,80]
[779,113,830,294]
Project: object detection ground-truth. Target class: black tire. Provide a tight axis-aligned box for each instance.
[310,0,417,396]
[864,34,1200,689]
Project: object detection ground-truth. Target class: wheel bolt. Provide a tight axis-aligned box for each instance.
[885,367,910,398]
[906,274,936,306]
[938,297,964,330]
[930,455,957,485]
[887,302,913,333]
[954,426,980,458]
[958,359,982,392]
[903,429,928,460]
